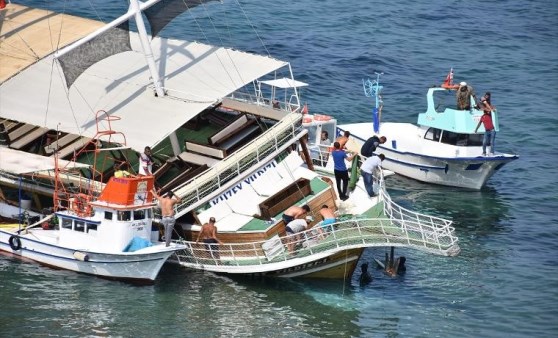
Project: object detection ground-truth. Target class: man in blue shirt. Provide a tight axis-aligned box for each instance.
[331,141,356,200]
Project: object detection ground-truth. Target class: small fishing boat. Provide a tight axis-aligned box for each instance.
[337,72,518,189]
[0,114,185,283]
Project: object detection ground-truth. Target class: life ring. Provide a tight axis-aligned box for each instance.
[441,83,459,90]
[8,235,21,251]
[313,114,332,121]
[72,193,91,217]
[302,116,313,124]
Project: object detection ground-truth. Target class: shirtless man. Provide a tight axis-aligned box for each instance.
[152,189,181,246]
[317,205,337,239]
[196,217,224,259]
[335,130,351,149]
[282,204,310,224]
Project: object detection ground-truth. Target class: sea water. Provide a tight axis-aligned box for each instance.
[2,1,558,337]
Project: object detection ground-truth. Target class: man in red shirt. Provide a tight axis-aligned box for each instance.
[475,109,496,156]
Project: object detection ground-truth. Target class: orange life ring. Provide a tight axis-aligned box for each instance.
[302,116,313,124]
[313,114,332,121]
[441,83,459,90]
[73,193,92,217]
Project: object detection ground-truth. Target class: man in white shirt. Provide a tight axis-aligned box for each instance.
[360,154,385,197]
[138,146,154,175]
[285,216,313,253]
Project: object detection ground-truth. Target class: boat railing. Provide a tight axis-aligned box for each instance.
[170,112,304,218]
[230,92,302,113]
[380,184,456,244]
[173,215,460,270]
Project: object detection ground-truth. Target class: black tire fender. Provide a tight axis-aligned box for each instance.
[8,235,22,251]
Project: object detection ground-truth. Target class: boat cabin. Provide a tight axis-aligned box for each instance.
[417,87,500,134]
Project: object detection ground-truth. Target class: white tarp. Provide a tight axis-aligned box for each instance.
[0,34,288,152]
[0,147,89,174]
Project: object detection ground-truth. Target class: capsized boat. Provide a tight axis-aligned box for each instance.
[337,73,518,189]
[0,113,185,283]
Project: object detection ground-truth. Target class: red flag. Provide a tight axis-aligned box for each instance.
[301,103,308,114]
[443,68,454,86]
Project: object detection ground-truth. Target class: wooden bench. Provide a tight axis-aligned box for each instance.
[44,133,80,155]
[178,151,220,167]
[9,127,48,149]
[53,136,91,159]
[184,141,226,159]
[218,122,259,152]
[208,114,249,145]
[203,109,230,127]
[8,124,35,142]
[258,178,312,220]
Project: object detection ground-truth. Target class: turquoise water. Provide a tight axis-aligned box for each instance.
[2,1,558,337]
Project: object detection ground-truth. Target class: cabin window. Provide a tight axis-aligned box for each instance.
[117,211,131,221]
[441,131,459,145]
[424,128,441,142]
[61,218,72,230]
[104,211,113,220]
[86,223,98,233]
[75,221,85,232]
[133,209,146,220]
[146,209,152,219]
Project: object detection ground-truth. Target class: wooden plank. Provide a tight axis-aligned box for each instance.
[1,4,104,83]
[208,114,248,145]
[9,127,48,149]
[221,98,289,121]
[53,137,91,159]
[8,124,35,141]
[178,151,219,167]
[185,141,226,159]
[44,133,80,155]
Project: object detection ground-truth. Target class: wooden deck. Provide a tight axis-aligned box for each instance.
[0,3,103,83]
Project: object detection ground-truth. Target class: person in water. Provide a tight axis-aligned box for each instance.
[359,263,373,285]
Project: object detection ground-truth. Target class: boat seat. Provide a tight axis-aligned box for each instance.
[218,123,259,151]
[53,137,91,159]
[208,114,248,145]
[249,168,285,197]
[8,124,35,142]
[184,141,226,159]
[44,134,80,155]
[9,127,48,149]
[178,151,219,167]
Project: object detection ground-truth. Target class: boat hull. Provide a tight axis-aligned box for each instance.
[339,122,518,189]
[0,229,176,283]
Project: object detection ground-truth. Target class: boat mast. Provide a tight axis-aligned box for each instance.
[53,0,165,97]
[129,0,165,98]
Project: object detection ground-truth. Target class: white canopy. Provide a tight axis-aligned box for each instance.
[0,147,89,174]
[260,77,309,89]
[0,34,288,152]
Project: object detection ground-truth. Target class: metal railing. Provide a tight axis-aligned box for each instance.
[173,214,460,272]
[169,112,304,218]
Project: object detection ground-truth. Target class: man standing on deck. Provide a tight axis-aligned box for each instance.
[139,146,154,175]
[331,141,356,200]
[152,189,181,246]
[360,154,385,197]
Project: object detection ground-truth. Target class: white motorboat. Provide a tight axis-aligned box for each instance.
[338,74,518,189]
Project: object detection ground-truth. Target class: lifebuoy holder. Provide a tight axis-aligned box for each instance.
[9,235,21,251]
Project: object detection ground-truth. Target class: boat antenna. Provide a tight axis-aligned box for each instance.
[362,72,384,133]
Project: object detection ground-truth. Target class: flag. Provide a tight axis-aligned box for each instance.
[301,103,308,114]
[443,68,454,86]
